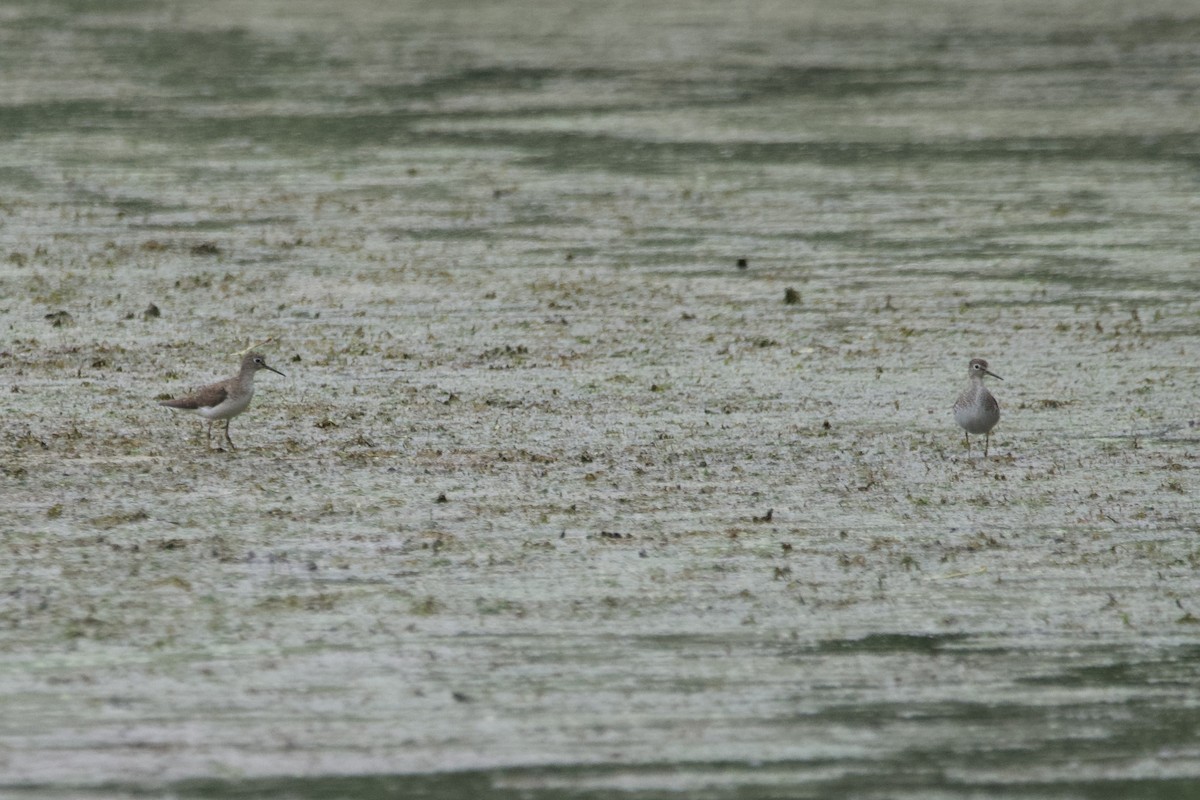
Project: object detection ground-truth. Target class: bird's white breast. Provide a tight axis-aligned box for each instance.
[196,389,254,420]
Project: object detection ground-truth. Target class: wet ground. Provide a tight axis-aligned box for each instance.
[1,1,1199,797]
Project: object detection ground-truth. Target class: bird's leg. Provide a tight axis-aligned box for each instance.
[205,421,213,446]
[224,419,236,450]
[963,432,971,456]
[984,432,990,457]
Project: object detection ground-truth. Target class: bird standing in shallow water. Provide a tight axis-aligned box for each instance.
[159,352,284,450]
[954,358,1001,457]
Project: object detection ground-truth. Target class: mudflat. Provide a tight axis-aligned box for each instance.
[2,1,1198,797]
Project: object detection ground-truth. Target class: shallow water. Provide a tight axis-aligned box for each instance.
[2,1,1199,797]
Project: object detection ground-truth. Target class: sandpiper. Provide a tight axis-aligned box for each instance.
[159,352,284,450]
[954,358,1002,457]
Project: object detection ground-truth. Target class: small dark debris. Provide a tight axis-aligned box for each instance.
[291,353,302,362]
[773,565,792,580]
[736,258,748,269]
[143,303,161,320]
[480,344,528,360]
[752,508,774,523]
[783,288,801,305]
[435,493,448,504]
[314,418,339,429]
[91,509,149,529]
[45,310,74,327]
[781,542,793,553]
[599,531,626,539]
[822,420,832,430]
[190,242,221,256]
[451,691,472,703]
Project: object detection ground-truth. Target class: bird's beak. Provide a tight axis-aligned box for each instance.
[266,365,286,377]
[985,369,1003,381]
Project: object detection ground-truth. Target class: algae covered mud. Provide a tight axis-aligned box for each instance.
[2,0,1199,797]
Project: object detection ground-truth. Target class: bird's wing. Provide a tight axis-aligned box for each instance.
[159,381,229,410]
